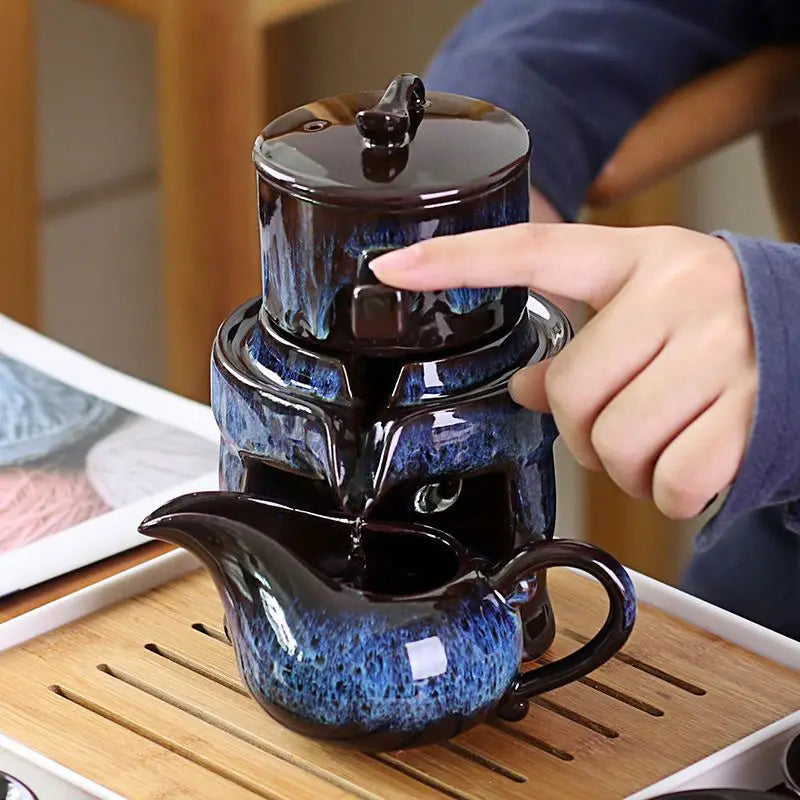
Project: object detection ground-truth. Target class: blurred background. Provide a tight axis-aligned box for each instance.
[0,0,788,586]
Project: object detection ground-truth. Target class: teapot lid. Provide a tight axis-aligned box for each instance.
[253,74,530,209]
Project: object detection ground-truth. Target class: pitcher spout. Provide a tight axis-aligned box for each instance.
[139,492,267,571]
[140,490,285,536]
[139,490,355,609]
[139,491,228,551]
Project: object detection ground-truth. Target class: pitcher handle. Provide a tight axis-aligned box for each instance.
[490,539,637,721]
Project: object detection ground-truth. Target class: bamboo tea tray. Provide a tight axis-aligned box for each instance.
[0,566,798,800]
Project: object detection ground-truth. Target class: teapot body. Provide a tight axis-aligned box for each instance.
[139,74,638,755]
[138,491,636,753]
[231,575,522,751]
[256,169,530,355]
[252,79,533,356]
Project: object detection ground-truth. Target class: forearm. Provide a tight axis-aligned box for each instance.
[425,0,800,220]
[699,234,800,549]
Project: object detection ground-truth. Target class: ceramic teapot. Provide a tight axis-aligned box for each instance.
[140,491,636,752]
[213,72,575,664]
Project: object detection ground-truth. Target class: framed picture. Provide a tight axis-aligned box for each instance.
[0,315,219,596]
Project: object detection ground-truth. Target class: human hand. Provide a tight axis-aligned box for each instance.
[370,224,756,520]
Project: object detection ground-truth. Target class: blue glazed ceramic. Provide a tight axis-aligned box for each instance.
[139,491,636,752]
[142,73,639,750]
[208,73,580,661]
[212,293,570,658]
[252,74,532,355]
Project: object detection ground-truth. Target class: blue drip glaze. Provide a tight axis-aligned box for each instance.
[503,576,540,609]
[211,361,332,482]
[243,306,536,410]
[514,412,558,536]
[433,175,528,315]
[342,188,523,317]
[621,569,638,628]
[394,317,537,406]
[258,171,530,340]
[263,197,348,340]
[514,447,556,537]
[139,483,636,751]
[233,590,521,733]
[343,218,422,256]
[443,287,502,315]
[375,395,558,537]
[245,326,345,404]
[219,438,244,491]
[213,342,558,537]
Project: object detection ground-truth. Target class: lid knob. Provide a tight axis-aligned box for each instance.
[356,73,426,149]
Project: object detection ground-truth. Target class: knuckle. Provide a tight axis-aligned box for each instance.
[590,417,646,493]
[696,314,734,354]
[589,415,621,463]
[650,224,686,240]
[637,229,722,292]
[685,237,739,292]
[653,252,698,293]
[693,310,754,374]
[653,460,703,520]
[561,430,601,472]
[634,225,692,260]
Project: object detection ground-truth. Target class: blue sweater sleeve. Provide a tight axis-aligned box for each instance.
[424,0,800,220]
[697,234,800,549]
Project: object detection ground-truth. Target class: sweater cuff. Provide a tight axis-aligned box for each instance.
[697,231,800,550]
[424,56,594,222]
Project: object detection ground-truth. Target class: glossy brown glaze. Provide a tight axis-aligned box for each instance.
[213,289,571,660]
[253,80,530,207]
[252,73,532,355]
[255,174,530,355]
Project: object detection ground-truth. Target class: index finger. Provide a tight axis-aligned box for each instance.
[369,222,642,310]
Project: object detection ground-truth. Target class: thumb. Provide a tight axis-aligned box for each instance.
[509,360,552,413]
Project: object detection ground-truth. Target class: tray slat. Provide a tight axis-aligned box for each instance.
[0,568,797,799]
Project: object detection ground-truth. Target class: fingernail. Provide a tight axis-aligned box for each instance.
[369,246,417,277]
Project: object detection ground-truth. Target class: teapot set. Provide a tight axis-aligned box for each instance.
[140,74,637,752]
